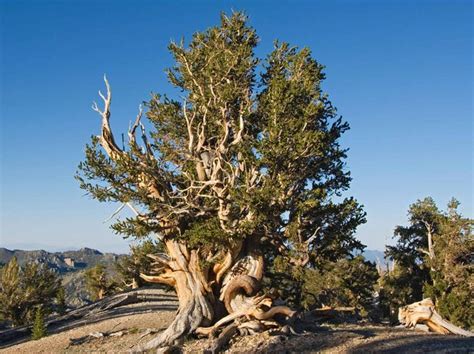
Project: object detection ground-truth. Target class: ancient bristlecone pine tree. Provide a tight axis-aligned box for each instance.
[77,13,365,349]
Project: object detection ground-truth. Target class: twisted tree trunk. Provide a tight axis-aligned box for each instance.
[138,238,295,351]
[138,240,215,350]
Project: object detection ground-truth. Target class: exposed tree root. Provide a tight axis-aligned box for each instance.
[204,323,239,354]
[399,298,474,337]
[195,295,295,335]
[202,316,298,353]
[251,305,296,320]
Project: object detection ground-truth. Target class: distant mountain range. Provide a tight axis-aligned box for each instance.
[0,247,387,267]
[0,247,122,271]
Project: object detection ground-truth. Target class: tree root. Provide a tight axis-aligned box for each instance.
[201,315,301,353]
[237,320,265,335]
[251,305,296,320]
[195,297,298,354]
[196,311,248,337]
[204,323,239,354]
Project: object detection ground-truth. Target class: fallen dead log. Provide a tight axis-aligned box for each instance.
[304,306,359,325]
[69,331,107,346]
[398,298,474,337]
[57,287,177,322]
[311,306,357,319]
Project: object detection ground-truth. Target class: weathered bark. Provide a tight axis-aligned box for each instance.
[399,298,474,337]
[137,294,212,350]
[204,322,239,354]
[137,240,216,350]
[139,238,296,351]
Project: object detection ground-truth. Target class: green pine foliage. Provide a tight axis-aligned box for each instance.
[378,265,426,323]
[382,198,473,329]
[0,257,61,326]
[271,254,378,316]
[84,264,117,301]
[31,306,47,340]
[0,257,23,326]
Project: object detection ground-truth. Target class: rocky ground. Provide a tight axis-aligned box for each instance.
[2,311,473,353]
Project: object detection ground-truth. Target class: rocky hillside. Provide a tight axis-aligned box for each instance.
[0,247,120,272]
[0,247,125,307]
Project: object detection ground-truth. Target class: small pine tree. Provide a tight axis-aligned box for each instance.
[0,257,23,326]
[31,306,47,340]
[56,286,67,315]
[84,264,117,300]
[0,258,61,327]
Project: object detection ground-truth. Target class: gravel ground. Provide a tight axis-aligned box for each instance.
[204,324,474,353]
[0,310,176,353]
[2,314,473,353]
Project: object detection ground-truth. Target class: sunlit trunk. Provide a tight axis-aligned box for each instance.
[139,238,295,350]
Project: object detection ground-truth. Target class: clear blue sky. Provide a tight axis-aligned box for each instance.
[1,0,472,253]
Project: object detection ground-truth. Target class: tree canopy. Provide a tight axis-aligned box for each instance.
[77,11,364,272]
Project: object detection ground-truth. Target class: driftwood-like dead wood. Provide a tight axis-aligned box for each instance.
[399,298,474,337]
[311,306,357,320]
[0,288,177,349]
[69,328,132,346]
[69,331,106,346]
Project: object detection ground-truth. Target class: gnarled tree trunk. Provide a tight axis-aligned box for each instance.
[138,238,295,350]
[138,240,215,350]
